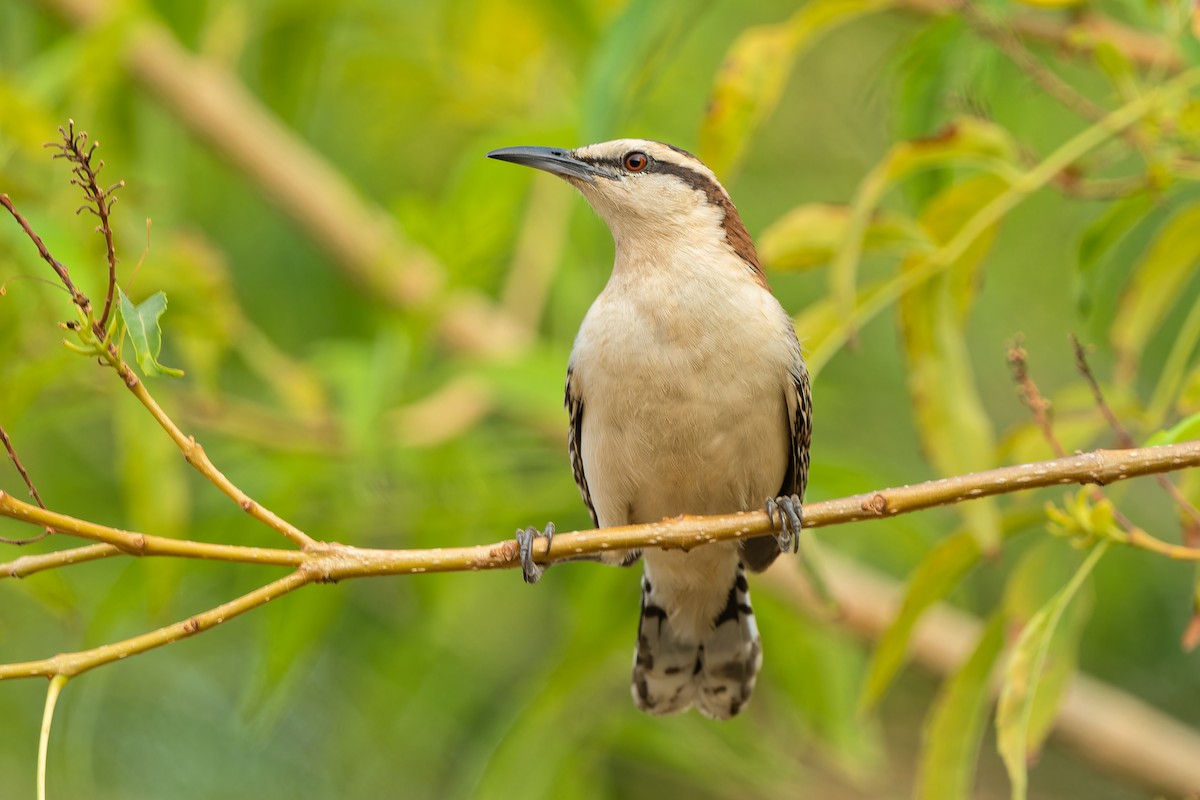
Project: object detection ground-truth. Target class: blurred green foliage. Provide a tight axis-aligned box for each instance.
[2,0,1200,798]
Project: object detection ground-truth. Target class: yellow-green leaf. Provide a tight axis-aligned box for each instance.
[832,117,1018,329]
[1092,41,1138,101]
[899,175,1006,551]
[1112,203,1200,378]
[1074,191,1154,314]
[118,287,185,378]
[997,542,1107,800]
[860,517,1030,712]
[699,0,893,177]
[1145,410,1200,447]
[759,203,930,271]
[916,612,1007,800]
[1012,0,1084,6]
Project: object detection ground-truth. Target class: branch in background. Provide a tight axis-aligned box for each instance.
[897,0,1184,73]
[29,0,1182,363]
[32,0,531,360]
[0,424,50,544]
[960,0,1110,126]
[1007,337,1062,457]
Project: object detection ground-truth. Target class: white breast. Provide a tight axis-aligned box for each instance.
[572,259,793,524]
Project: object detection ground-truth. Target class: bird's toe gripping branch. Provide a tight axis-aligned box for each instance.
[766,494,803,554]
[515,522,555,584]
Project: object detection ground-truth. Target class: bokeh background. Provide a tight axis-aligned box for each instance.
[2,0,1199,798]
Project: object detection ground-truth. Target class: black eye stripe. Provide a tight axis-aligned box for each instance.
[571,152,727,195]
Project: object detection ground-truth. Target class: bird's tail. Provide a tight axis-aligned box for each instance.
[631,563,762,720]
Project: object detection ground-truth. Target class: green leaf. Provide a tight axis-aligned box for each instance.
[117,287,185,378]
[1074,191,1154,315]
[1112,203,1200,378]
[860,516,1030,712]
[1092,41,1138,102]
[832,117,1019,328]
[580,0,690,140]
[996,542,1107,800]
[759,203,930,271]
[699,0,894,177]
[899,175,1007,552]
[916,612,1007,800]
[1145,409,1200,447]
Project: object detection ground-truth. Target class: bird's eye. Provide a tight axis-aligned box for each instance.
[623,151,649,172]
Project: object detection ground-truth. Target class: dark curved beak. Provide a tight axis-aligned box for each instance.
[487,146,598,182]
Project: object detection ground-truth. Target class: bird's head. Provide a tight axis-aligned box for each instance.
[488,138,760,271]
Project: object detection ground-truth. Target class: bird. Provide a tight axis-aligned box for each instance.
[488,139,811,720]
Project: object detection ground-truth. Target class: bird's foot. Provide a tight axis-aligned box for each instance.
[765,495,803,554]
[516,522,555,584]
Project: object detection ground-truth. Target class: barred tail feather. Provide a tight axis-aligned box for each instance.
[631,563,763,720]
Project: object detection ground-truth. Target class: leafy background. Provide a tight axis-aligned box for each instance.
[2,0,1199,798]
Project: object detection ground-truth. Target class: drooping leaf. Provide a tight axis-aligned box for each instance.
[996,542,1107,800]
[1147,295,1200,424]
[1074,190,1154,315]
[916,612,1007,800]
[1144,409,1200,447]
[117,287,185,378]
[792,278,896,378]
[759,203,930,271]
[580,0,691,140]
[860,516,1030,712]
[699,0,894,177]
[832,117,1018,328]
[898,175,1007,552]
[1112,203,1200,378]
[1091,41,1138,102]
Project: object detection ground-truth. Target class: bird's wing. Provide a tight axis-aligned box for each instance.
[566,366,599,528]
[785,359,813,502]
[742,355,812,573]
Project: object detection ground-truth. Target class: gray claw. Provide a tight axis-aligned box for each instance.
[766,495,803,554]
[516,522,555,584]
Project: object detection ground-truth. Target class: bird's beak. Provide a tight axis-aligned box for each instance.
[487,146,598,182]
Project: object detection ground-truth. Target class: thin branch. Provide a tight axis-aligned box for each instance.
[0,442,1196,586]
[2,188,317,551]
[830,66,1200,360]
[4,543,123,578]
[118,374,317,549]
[0,195,94,325]
[1007,337,1064,458]
[1071,334,1200,533]
[0,493,302,578]
[895,0,1184,73]
[961,1,1111,126]
[0,424,51,544]
[1010,340,1200,560]
[37,675,68,800]
[32,0,531,359]
[2,442,1200,680]
[46,120,122,328]
[1010,340,1137,536]
[0,570,314,680]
